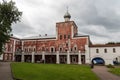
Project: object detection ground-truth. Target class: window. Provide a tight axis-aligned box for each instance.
[64,35,66,39]
[60,35,62,40]
[73,45,77,52]
[104,49,107,53]
[42,47,45,51]
[113,48,116,53]
[50,47,55,53]
[66,43,68,47]
[74,47,77,51]
[71,48,72,52]
[59,47,62,52]
[96,49,99,53]
[34,48,36,52]
[51,48,54,53]
[68,35,70,39]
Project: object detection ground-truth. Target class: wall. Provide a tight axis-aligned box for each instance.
[90,46,120,65]
[0,54,3,60]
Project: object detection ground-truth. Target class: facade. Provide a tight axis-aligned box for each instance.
[1,11,120,65]
[90,44,120,65]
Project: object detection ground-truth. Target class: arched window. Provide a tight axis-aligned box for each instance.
[73,44,78,52]
[60,35,62,40]
[42,47,45,51]
[64,35,66,39]
[104,49,107,53]
[50,47,55,53]
[51,48,54,53]
[68,35,70,39]
[59,47,62,52]
[96,49,99,53]
[113,48,116,53]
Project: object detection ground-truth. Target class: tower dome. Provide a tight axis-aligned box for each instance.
[64,10,71,22]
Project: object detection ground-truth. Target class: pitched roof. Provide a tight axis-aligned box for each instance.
[22,35,56,40]
[90,44,120,47]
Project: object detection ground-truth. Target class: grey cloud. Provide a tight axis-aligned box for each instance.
[9,0,120,43]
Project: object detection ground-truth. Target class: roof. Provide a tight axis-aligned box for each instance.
[74,33,89,37]
[10,36,20,40]
[22,35,56,40]
[90,44,120,47]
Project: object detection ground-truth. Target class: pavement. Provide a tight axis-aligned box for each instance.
[0,62,13,80]
[92,66,120,80]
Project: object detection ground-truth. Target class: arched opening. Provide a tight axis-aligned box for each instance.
[92,57,105,65]
[113,56,120,65]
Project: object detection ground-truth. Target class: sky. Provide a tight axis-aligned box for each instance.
[3,0,120,44]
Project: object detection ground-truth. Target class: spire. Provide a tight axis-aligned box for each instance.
[64,7,71,22]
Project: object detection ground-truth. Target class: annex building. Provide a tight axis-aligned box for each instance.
[0,11,120,65]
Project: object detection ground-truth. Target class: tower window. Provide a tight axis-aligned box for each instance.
[96,49,99,53]
[60,35,62,40]
[68,35,70,39]
[113,48,116,53]
[64,35,66,39]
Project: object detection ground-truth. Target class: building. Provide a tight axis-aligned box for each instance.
[0,11,120,65]
[90,44,120,65]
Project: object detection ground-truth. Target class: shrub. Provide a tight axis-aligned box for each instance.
[106,64,115,68]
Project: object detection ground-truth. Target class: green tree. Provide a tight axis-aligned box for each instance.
[0,0,22,54]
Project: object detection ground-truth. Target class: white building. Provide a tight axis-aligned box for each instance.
[88,44,120,65]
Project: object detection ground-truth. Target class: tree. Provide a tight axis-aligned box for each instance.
[0,0,22,54]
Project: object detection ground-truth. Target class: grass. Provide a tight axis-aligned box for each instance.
[11,62,99,80]
[109,68,120,76]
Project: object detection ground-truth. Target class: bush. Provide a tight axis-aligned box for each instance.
[106,64,115,68]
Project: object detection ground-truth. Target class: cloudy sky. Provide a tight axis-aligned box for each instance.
[5,0,120,43]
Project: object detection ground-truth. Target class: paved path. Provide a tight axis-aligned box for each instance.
[0,62,13,80]
[92,66,120,80]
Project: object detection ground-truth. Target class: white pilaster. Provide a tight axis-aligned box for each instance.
[85,45,90,64]
[42,51,45,63]
[21,52,24,62]
[56,51,60,64]
[67,51,70,64]
[78,50,81,64]
[13,39,16,61]
[31,52,35,63]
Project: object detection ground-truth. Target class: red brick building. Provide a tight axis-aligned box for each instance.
[2,11,90,64]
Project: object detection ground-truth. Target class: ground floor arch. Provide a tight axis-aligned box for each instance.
[92,57,105,65]
[113,56,120,65]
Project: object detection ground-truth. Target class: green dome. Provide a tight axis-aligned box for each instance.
[64,11,71,19]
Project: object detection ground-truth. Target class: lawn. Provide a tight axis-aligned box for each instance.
[109,68,120,76]
[11,62,99,80]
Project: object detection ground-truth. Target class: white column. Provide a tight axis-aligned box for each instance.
[78,50,81,64]
[85,45,90,64]
[31,52,35,63]
[42,51,45,63]
[12,39,16,61]
[67,51,70,64]
[21,52,24,62]
[56,51,60,64]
